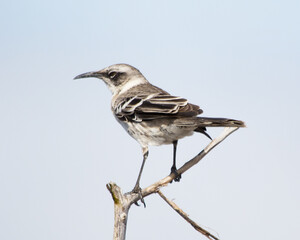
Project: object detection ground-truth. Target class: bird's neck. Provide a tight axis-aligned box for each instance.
[111,76,148,97]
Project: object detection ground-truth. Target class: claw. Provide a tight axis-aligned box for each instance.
[132,186,146,208]
[170,166,182,182]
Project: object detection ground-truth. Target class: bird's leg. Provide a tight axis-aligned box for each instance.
[170,140,181,182]
[132,147,148,207]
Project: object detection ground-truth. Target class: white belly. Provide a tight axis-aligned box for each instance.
[116,117,194,147]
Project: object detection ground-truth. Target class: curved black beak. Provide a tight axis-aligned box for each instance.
[73,71,104,80]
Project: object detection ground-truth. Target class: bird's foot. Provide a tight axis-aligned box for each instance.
[170,166,182,182]
[131,185,146,208]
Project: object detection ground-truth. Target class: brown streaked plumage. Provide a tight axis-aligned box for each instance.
[74,63,245,204]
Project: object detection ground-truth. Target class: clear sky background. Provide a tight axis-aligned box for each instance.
[1,0,299,239]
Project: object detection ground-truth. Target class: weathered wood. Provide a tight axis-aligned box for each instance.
[107,127,239,240]
[157,190,219,240]
[106,183,132,240]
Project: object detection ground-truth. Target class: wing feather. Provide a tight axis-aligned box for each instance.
[114,93,203,122]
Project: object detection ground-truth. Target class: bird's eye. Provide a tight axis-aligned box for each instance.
[108,71,118,79]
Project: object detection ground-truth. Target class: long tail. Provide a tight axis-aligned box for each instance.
[196,117,246,128]
[194,117,245,140]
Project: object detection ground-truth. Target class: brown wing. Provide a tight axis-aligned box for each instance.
[114,93,203,122]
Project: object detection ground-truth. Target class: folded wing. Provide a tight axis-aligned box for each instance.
[114,93,203,122]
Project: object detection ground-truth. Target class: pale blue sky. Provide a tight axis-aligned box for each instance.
[1,0,299,239]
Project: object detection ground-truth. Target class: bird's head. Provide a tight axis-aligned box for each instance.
[74,64,148,95]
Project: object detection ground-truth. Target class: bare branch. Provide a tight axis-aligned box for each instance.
[141,127,239,198]
[107,183,131,240]
[108,127,240,239]
[157,190,219,240]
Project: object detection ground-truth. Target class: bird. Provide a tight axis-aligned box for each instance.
[74,63,245,197]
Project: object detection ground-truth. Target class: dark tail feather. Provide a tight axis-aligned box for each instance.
[196,117,246,128]
[194,117,245,140]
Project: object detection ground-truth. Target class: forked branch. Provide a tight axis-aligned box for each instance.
[107,127,239,240]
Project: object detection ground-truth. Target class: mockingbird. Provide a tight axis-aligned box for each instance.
[74,64,245,195]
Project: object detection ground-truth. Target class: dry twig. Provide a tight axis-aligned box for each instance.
[157,190,219,240]
[107,127,239,240]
